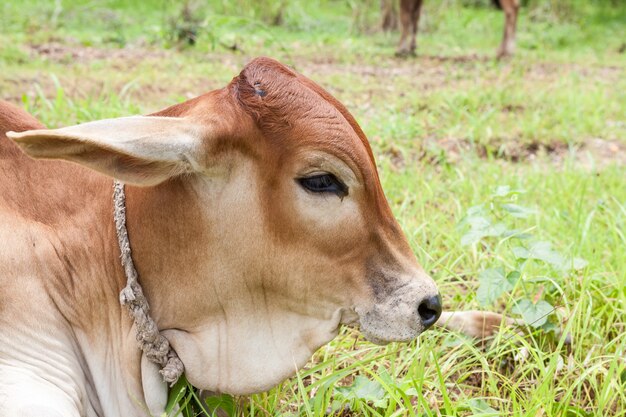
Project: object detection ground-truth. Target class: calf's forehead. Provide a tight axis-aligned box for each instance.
[231,57,378,174]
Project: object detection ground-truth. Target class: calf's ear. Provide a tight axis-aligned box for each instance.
[7,116,206,186]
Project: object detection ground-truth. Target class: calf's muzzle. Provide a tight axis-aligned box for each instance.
[417,294,442,330]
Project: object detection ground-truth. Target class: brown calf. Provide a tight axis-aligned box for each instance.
[1,57,515,417]
[1,57,444,416]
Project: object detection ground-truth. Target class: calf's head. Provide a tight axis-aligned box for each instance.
[9,57,440,394]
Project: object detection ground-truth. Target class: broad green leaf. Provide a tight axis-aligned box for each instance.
[164,374,188,415]
[461,220,508,246]
[493,185,511,197]
[466,398,500,416]
[492,185,525,198]
[512,246,531,259]
[377,367,394,387]
[463,215,492,229]
[501,229,533,240]
[476,268,519,306]
[571,257,589,270]
[204,393,236,417]
[328,400,345,415]
[507,270,521,282]
[512,298,554,327]
[458,204,515,245]
[335,376,388,408]
[512,241,587,271]
[457,209,488,230]
[564,405,593,417]
[501,203,537,218]
[467,204,487,216]
[541,321,559,334]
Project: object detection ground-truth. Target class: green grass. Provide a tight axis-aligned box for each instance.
[2,0,625,416]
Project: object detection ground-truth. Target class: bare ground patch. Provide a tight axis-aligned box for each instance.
[12,42,625,102]
[302,54,625,87]
[28,41,169,64]
[377,136,626,170]
[425,136,626,168]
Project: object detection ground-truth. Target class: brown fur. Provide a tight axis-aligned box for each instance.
[0,102,130,346]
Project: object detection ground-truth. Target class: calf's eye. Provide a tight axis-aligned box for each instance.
[297,174,348,198]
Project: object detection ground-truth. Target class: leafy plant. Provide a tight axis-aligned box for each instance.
[334,376,388,410]
[165,374,236,417]
[458,185,587,329]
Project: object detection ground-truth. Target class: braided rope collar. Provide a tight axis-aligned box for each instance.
[113,180,184,385]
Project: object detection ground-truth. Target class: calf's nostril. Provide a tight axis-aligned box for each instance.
[418,294,442,330]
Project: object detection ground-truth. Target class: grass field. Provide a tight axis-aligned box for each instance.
[1,0,625,416]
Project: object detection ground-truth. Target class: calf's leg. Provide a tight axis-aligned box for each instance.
[396,0,423,56]
[496,0,519,58]
[436,310,523,339]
